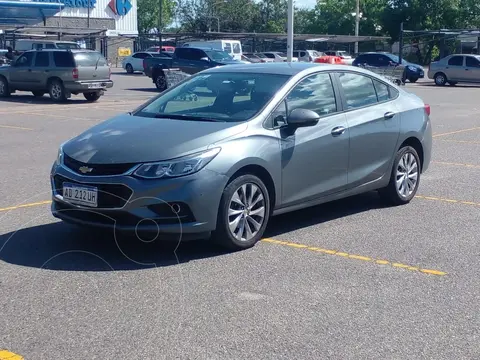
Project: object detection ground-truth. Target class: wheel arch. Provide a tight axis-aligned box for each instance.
[399,136,424,171]
[225,162,278,213]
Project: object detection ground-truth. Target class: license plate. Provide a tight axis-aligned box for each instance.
[62,182,98,207]
[88,83,102,89]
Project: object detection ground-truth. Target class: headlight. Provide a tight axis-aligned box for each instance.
[134,148,221,179]
[408,65,418,72]
[55,146,63,166]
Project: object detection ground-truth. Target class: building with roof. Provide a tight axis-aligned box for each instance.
[0,0,138,62]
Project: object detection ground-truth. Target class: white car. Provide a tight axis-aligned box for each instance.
[122,51,170,74]
[293,50,325,62]
[260,52,299,62]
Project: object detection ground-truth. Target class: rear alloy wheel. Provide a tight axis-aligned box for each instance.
[213,174,270,250]
[32,91,44,97]
[126,64,134,74]
[49,79,66,102]
[434,72,447,86]
[0,77,10,97]
[379,146,421,206]
[84,91,101,102]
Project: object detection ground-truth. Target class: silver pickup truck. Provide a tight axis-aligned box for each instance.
[0,49,113,102]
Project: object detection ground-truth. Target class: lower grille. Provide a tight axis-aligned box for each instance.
[53,174,132,208]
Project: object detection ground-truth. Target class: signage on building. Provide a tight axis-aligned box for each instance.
[33,0,96,8]
[108,0,131,15]
[117,47,131,56]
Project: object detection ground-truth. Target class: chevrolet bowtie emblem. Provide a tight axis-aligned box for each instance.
[79,166,93,174]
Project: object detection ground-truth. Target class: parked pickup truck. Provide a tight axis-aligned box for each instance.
[143,46,242,90]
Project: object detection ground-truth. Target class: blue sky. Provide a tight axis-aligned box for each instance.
[296,0,316,9]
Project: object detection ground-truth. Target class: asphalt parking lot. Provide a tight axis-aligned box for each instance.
[1,71,480,359]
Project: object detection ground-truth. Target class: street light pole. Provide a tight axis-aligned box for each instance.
[158,0,163,50]
[354,0,359,55]
[287,0,294,62]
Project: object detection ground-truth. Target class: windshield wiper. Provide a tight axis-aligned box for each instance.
[153,114,226,122]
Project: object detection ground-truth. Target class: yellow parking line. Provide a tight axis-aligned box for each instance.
[0,200,52,212]
[415,195,480,207]
[0,124,33,131]
[435,139,480,145]
[432,161,480,169]
[432,126,480,138]
[0,350,24,360]
[261,239,447,276]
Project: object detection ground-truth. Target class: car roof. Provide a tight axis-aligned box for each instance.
[204,62,366,75]
[24,49,98,53]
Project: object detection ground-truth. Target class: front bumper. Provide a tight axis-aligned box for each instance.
[50,163,228,237]
[64,80,114,92]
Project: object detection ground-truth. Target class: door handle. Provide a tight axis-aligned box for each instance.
[384,111,396,119]
[331,126,346,136]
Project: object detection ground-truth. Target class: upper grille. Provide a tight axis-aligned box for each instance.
[63,153,137,176]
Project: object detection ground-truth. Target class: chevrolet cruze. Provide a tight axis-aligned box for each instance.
[51,62,432,250]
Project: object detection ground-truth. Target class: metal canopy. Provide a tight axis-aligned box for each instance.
[0,0,64,26]
[157,31,389,43]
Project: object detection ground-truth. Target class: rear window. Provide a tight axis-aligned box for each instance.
[57,42,80,49]
[53,52,75,67]
[74,52,107,67]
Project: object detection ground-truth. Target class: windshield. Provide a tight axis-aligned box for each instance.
[74,52,107,66]
[278,52,287,57]
[56,42,80,49]
[134,72,291,122]
[205,50,233,61]
[255,53,267,58]
[388,54,408,65]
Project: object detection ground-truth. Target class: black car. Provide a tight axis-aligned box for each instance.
[352,52,424,83]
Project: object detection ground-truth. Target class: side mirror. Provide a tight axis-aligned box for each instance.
[287,108,320,127]
[200,57,210,62]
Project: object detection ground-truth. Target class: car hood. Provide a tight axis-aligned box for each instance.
[215,59,242,65]
[63,113,248,164]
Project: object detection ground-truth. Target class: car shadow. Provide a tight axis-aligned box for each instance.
[0,221,230,272]
[265,191,386,238]
[413,82,480,88]
[0,94,91,104]
[125,88,159,93]
[0,192,387,272]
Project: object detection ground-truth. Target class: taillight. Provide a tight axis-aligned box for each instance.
[424,104,430,116]
[72,68,78,79]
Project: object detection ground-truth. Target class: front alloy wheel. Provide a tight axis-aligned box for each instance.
[0,77,10,97]
[228,183,266,242]
[213,174,270,250]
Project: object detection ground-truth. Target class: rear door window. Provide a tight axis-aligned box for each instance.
[337,72,378,109]
[373,79,390,102]
[34,51,50,67]
[53,52,75,67]
[73,52,107,67]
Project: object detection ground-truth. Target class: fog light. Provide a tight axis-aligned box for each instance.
[171,203,181,214]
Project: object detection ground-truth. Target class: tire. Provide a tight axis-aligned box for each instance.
[126,64,134,74]
[154,73,167,91]
[408,77,418,83]
[0,76,11,97]
[32,91,44,97]
[379,146,421,206]
[434,72,447,86]
[83,91,101,102]
[48,79,67,102]
[212,174,271,251]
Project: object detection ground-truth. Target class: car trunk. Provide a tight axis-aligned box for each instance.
[73,52,111,82]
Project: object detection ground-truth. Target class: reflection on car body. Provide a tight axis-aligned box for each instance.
[50,62,432,251]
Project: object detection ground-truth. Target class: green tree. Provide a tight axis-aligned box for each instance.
[137,0,176,33]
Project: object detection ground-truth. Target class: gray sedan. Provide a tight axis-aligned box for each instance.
[50,62,432,250]
[428,54,480,86]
